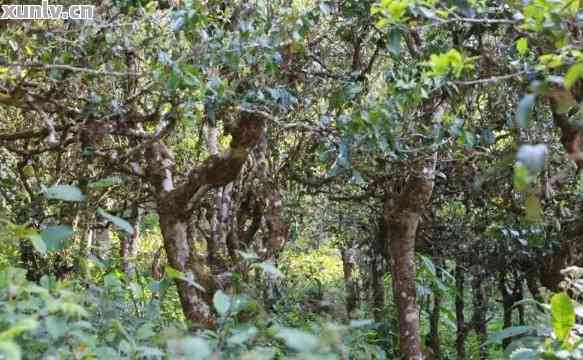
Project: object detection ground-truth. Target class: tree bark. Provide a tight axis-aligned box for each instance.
[145,110,266,328]
[120,203,142,278]
[471,272,488,360]
[371,254,386,322]
[551,95,583,171]
[455,264,466,360]
[341,246,358,318]
[158,211,214,327]
[95,227,111,261]
[498,271,514,349]
[427,264,442,360]
[372,219,387,322]
[384,155,437,360]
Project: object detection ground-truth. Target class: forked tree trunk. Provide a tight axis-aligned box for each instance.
[384,155,437,360]
[145,110,265,328]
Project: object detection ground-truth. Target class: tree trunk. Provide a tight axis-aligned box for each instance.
[120,203,142,278]
[516,284,525,325]
[371,253,385,322]
[427,265,442,360]
[551,97,583,171]
[372,220,387,322]
[144,110,265,328]
[384,155,437,360]
[455,264,466,360]
[498,271,514,349]
[341,246,358,318]
[472,272,488,360]
[158,209,215,328]
[95,227,111,261]
[82,227,94,258]
[263,186,288,309]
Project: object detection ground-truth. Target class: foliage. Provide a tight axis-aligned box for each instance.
[0,265,389,360]
[494,268,583,359]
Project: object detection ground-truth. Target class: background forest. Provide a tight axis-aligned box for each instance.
[1,0,583,359]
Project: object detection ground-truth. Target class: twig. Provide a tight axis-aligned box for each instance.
[453,71,526,86]
[0,62,141,77]
[27,96,58,145]
[417,16,518,30]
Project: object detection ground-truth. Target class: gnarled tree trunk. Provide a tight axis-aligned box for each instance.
[145,110,266,328]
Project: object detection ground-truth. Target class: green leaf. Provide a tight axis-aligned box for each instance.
[87,177,123,189]
[45,316,67,339]
[104,274,122,288]
[164,265,184,279]
[167,68,181,90]
[516,38,528,56]
[26,233,47,255]
[427,49,472,78]
[510,348,537,360]
[0,318,38,340]
[163,266,204,291]
[538,54,563,69]
[0,341,21,360]
[97,208,134,235]
[227,326,258,345]
[168,337,211,360]
[525,194,543,222]
[516,94,536,128]
[565,63,583,89]
[213,290,231,316]
[242,347,276,360]
[388,28,401,55]
[485,325,531,345]
[136,323,155,340]
[41,225,74,252]
[42,185,85,202]
[277,328,319,352]
[551,292,575,343]
[237,250,259,262]
[350,319,374,327]
[513,163,530,191]
[139,347,165,358]
[254,261,284,278]
[181,64,200,87]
